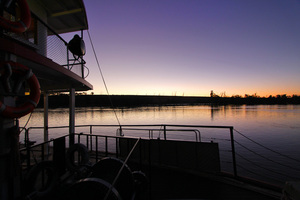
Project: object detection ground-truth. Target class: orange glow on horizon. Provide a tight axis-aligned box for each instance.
[89,88,300,97]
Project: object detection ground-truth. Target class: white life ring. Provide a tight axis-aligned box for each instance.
[0,61,40,118]
[0,0,31,33]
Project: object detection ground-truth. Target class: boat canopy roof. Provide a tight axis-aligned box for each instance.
[29,0,88,34]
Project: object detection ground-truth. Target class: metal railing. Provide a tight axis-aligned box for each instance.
[20,124,236,174]
[20,133,124,169]
[20,124,294,191]
[22,124,231,142]
[116,127,201,142]
[19,127,288,200]
[21,124,300,192]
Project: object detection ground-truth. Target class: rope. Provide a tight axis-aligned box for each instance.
[234,128,300,163]
[157,125,164,139]
[87,30,121,127]
[104,138,141,200]
[236,152,296,180]
[20,111,33,134]
[201,136,231,142]
[83,65,90,79]
[235,140,300,172]
[236,164,283,183]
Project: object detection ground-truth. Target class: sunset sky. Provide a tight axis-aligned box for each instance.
[68,0,300,97]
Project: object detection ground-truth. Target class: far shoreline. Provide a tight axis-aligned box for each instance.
[37,94,300,108]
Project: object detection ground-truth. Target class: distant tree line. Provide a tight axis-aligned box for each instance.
[210,90,299,99]
[211,93,300,105]
[37,93,300,108]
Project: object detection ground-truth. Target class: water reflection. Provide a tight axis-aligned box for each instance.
[20,104,300,145]
[210,105,227,121]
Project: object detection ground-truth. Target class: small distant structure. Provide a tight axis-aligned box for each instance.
[210,90,219,97]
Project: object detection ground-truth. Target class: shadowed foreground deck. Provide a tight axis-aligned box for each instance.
[21,135,282,200]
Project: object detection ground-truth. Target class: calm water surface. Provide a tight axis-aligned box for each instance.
[19,104,300,184]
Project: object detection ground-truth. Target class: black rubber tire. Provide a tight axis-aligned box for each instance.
[66,143,89,172]
[132,171,148,199]
[90,157,134,200]
[62,177,122,200]
[25,161,58,198]
[133,170,148,189]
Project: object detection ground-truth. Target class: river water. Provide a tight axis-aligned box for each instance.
[19,104,300,185]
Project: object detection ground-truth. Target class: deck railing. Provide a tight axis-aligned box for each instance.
[116,127,201,142]
[20,124,300,187]
[20,124,293,200]
[20,124,236,174]
[21,132,286,200]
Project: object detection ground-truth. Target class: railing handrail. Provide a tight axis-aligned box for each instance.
[22,124,233,144]
[21,124,233,145]
[21,124,235,176]
[23,124,233,130]
[116,127,201,142]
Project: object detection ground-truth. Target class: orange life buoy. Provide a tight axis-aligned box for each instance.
[0,61,40,118]
[0,0,31,33]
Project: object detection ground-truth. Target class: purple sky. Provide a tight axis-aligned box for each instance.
[75,0,300,97]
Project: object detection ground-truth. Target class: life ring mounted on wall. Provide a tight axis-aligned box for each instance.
[0,0,31,33]
[0,61,40,118]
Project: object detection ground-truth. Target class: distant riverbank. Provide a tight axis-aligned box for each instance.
[37,94,300,108]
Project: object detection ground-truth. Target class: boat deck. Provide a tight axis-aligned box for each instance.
[19,134,282,200]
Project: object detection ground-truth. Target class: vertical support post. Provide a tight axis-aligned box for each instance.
[139,139,142,170]
[163,125,167,140]
[230,127,237,177]
[96,137,98,162]
[80,29,84,79]
[69,88,75,146]
[0,97,16,200]
[0,49,20,200]
[148,139,152,200]
[67,44,70,70]
[116,137,119,158]
[105,136,108,156]
[80,58,84,79]
[43,92,49,157]
[90,125,93,150]
[43,92,49,143]
[37,21,48,56]
[119,125,122,136]
[25,128,30,168]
